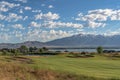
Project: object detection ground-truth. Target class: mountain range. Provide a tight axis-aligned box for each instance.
[1,34,120,49]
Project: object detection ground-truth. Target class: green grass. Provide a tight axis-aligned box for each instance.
[29,55,120,79]
[0,55,120,80]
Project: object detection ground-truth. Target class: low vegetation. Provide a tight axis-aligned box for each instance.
[0,45,57,56]
[0,46,120,80]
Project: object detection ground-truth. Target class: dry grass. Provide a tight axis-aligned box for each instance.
[0,56,80,80]
[0,62,34,80]
[0,62,98,80]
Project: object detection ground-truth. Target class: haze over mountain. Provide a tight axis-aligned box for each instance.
[1,34,120,49]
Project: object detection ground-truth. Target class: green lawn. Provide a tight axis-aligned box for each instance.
[29,55,120,79]
[0,55,120,80]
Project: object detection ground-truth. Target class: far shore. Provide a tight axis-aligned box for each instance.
[47,46,120,49]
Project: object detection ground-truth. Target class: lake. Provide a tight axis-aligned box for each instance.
[50,48,120,52]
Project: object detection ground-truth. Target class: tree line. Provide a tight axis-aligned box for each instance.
[0,45,49,56]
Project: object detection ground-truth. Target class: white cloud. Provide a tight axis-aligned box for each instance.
[5,13,23,22]
[43,21,83,28]
[0,33,11,41]
[86,21,106,28]
[0,1,20,12]
[76,9,120,22]
[24,29,41,41]
[24,29,72,42]
[0,1,20,8]
[0,6,8,12]
[32,10,41,13]
[88,9,113,16]
[13,31,23,39]
[19,9,23,13]
[86,14,108,21]
[76,9,112,21]
[48,30,72,40]
[0,28,9,32]
[103,29,120,36]
[75,9,120,28]
[24,6,32,10]
[3,5,120,42]
[30,21,41,27]
[34,12,83,29]
[15,0,27,3]
[104,32,120,36]
[48,5,54,8]
[35,12,60,20]
[12,24,25,29]
[0,14,6,20]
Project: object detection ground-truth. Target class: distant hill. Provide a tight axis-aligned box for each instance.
[0,41,46,49]
[1,34,120,48]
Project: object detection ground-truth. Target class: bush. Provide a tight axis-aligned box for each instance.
[97,46,103,54]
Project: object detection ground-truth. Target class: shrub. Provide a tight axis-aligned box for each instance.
[97,46,103,54]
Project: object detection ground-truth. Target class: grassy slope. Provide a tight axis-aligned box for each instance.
[0,55,120,80]
[30,55,120,79]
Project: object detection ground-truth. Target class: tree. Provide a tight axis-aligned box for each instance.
[29,47,38,53]
[39,48,44,53]
[11,49,19,56]
[29,47,34,53]
[42,47,48,52]
[19,45,28,54]
[97,46,103,54]
[33,46,37,52]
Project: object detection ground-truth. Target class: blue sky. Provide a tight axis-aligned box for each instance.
[1,0,120,43]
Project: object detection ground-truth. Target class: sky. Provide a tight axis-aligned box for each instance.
[1,0,120,43]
